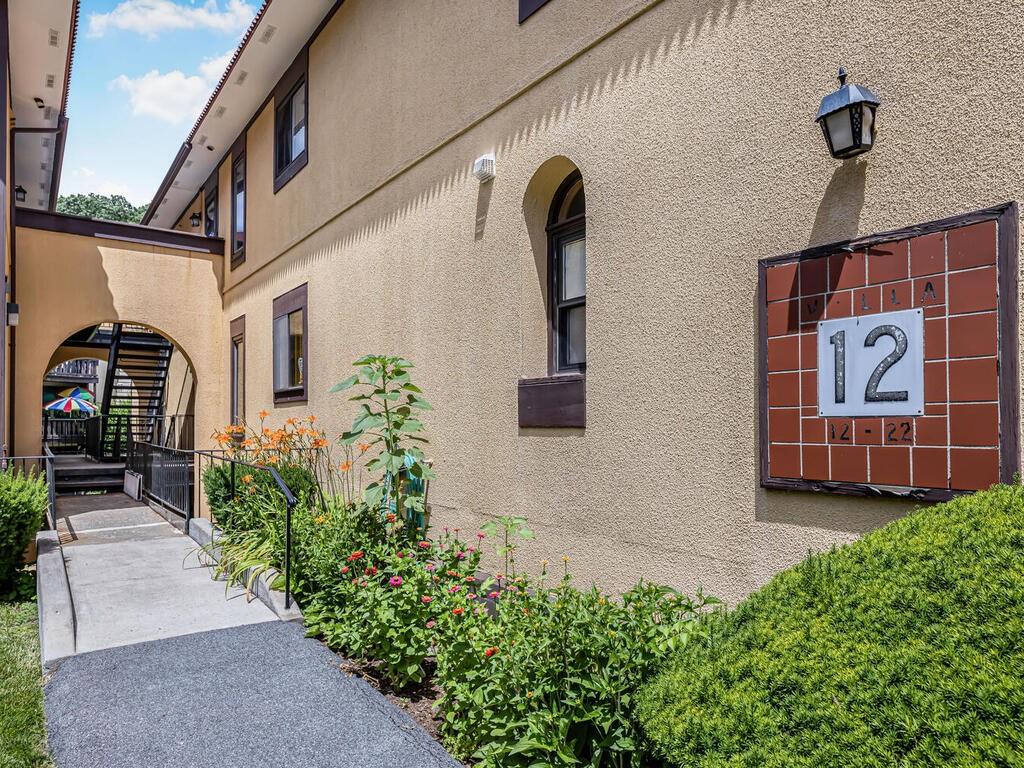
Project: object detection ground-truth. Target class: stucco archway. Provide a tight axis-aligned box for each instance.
[13,227,225,456]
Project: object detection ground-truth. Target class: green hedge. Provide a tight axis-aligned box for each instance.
[638,485,1024,767]
[0,470,48,590]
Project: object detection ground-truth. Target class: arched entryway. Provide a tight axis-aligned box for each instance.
[39,322,197,494]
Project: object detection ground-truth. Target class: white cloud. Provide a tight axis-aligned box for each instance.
[111,49,233,124]
[88,0,256,39]
[74,166,96,179]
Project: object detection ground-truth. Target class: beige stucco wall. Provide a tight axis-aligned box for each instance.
[191,0,1024,602]
[13,228,224,458]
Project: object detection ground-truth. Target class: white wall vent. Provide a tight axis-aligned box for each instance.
[43,107,53,121]
[45,74,55,88]
[48,29,59,47]
[213,105,227,119]
[196,134,208,147]
[472,153,496,183]
[235,70,249,86]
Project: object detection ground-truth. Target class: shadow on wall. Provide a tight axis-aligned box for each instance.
[807,158,869,247]
[234,0,754,304]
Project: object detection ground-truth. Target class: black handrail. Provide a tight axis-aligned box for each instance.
[195,449,299,610]
[127,441,195,520]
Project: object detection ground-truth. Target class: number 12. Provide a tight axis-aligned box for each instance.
[829,325,909,403]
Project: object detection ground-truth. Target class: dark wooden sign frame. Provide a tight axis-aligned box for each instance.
[758,202,1019,501]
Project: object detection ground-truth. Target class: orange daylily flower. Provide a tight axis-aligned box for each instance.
[242,474,253,484]
[258,410,269,419]
[339,461,353,472]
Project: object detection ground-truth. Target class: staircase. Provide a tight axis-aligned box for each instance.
[53,456,126,494]
[100,324,174,454]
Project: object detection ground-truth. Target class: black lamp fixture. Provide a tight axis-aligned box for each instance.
[189,211,202,228]
[14,185,26,203]
[815,67,881,160]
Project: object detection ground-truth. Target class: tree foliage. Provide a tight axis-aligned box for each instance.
[638,484,1024,767]
[56,193,146,224]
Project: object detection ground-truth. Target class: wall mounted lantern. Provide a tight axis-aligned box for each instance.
[6,302,19,327]
[189,211,202,228]
[14,185,26,203]
[815,67,881,160]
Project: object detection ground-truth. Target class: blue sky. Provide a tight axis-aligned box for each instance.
[60,0,258,206]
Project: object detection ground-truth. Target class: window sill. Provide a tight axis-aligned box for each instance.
[517,375,585,428]
[274,388,307,405]
[274,153,308,194]
[231,249,245,270]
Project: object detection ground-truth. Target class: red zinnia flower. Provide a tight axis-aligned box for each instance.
[385,513,397,523]
[347,551,364,562]
[464,575,476,583]
[366,566,378,576]
[418,541,431,549]
[340,566,350,574]
[421,595,433,604]
[452,607,465,616]
[484,647,499,658]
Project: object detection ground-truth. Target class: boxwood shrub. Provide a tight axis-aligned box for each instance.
[0,469,48,590]
[638,484,1024,767]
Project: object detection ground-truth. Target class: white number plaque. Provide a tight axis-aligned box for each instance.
[817,308,925,418]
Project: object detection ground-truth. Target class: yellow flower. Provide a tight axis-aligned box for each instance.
[314,515,326,525]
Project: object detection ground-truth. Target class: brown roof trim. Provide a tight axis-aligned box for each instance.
[154,0,345,228]
[187,0,272,144]
[139,141,192,225]
[17,208,224,255]
[48,0,79,210]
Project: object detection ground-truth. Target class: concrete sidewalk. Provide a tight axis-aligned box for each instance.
[42,493,460,767]
[45,621,460,768]
[55,494,275,653]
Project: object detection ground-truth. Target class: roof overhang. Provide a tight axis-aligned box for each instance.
[10,0,78,211]
[143,0,337,228]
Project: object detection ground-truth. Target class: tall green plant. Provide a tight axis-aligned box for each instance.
[331,356,434,532]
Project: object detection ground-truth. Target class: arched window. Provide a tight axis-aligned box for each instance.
[548,171,586,373]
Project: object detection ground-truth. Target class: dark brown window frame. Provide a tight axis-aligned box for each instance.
[230,315,245,424]
[272,283,309,404]
[519,0,553,23]
[230,135,246,268]
[548,171,586,375]
[203,168,218,239]
[273,48,309,194]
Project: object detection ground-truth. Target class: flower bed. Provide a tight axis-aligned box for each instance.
[204,356,715,767]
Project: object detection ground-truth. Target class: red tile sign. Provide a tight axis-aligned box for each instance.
[759,204,1019,500]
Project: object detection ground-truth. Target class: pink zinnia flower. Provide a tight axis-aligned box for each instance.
[396,551,406,559]
[418,541,431,549]
[449,585,462,594]
[421,595,433,604]
[488,591,499,599]
[467,593,478,600]
[426,620,436,628]
[455,551,467,560]
[425,563,436,572]
[389,576,403,587]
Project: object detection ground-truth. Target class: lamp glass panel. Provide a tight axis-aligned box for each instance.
[825,109,854,154]
[291,84,306,159]
[861,104,875,146]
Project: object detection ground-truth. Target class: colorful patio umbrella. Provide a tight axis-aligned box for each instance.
[45,395,97,413]
[57,386,95,401]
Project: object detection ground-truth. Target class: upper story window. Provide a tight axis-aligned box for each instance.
[519,0,553,23]
[204,172,218,239]
[231,140,246,265]
[273,49,309,192]
[548,172,586,373]
[273,283,308,404]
